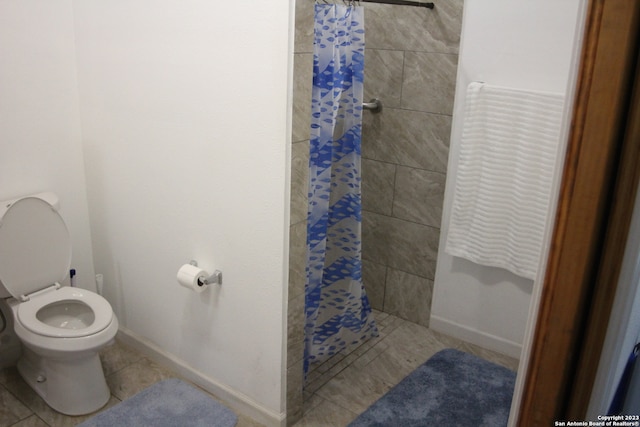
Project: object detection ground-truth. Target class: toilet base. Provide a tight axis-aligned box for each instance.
[17,346,110,415]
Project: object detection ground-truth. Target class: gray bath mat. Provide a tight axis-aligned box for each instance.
[349,348,516,427]
[77,378,237,427]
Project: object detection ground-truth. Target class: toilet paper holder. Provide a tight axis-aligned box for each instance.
[189,260,222,286]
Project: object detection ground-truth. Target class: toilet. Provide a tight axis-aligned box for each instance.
[0,192,118,415]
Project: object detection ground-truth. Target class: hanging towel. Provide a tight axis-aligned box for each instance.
[445,82,565,280]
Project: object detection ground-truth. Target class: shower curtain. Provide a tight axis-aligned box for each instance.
[304,3,378,374]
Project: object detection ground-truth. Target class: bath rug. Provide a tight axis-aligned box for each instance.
[77,378,237,427]
[348,348,516,427]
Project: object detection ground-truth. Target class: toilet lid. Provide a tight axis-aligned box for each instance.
[0,197,71,299]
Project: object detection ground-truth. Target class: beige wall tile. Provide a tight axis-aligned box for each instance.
[423,0,465,54]
[364,4,440,52]
[361,158,395,216]
[294,0,315,54]
[364,1,463,53]
[362,108,451,173]
[362,211,439,279]
[288,220,308,300]
[362,259,387,311]
[401,52,458,114]
[290,141,310,226]
[292,54,313,143]
[287,293,306,368]
[286,359,304,426]
[383,268,433,326]
[393,166,445,228]
[364,49,404,109]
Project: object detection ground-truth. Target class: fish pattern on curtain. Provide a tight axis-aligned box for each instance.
[304,3,378,374]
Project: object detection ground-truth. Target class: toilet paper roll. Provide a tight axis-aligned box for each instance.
[177,264,208,293]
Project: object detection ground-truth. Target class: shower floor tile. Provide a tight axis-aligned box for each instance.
[296,312,520,426]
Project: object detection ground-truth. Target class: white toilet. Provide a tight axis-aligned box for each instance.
[0,192,118,415]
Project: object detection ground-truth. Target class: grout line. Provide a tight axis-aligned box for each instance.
[362,207,442,232]
[381,265,389,312]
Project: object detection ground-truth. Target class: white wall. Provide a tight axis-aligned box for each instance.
[0,0,96,291]
[72,1,291,422]
[431,0,584,358]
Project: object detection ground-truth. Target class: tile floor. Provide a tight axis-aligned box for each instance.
[0,341,263,427]
[293,310,519,426]
[0,310,519,427]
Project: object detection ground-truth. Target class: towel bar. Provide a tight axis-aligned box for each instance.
[363,98,382,113]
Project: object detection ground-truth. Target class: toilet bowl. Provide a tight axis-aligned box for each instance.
[0,192,118,415]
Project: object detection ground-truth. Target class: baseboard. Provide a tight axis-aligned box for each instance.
[429,315,522,359]
[116,327,286,427]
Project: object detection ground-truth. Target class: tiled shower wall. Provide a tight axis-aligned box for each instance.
[287,1,463,423]
[360,1,463,324]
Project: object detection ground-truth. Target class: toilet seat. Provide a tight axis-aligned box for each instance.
[17,286,113,338]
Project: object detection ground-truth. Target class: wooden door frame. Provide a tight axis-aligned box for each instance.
[518,0,640,424]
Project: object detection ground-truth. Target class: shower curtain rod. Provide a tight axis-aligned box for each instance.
[360,0,434,9]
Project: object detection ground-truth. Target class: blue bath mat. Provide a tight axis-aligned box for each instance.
[77,378,237,427]
[349,348,516,427]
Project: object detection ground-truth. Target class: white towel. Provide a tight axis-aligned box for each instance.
[445,82,565,280]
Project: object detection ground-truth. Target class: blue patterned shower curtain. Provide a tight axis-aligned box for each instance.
[304,3,378,374]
